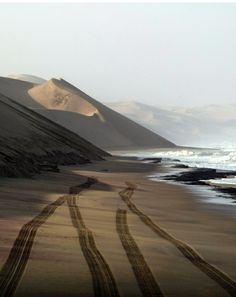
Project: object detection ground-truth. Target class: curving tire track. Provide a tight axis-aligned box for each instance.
[67,194,120,297]
[119,186,236,297]
[0,195,67,297]
[116,209,164,297]
[0,177,98,297]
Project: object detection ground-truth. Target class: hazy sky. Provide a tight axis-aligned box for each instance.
[0,3,236,106]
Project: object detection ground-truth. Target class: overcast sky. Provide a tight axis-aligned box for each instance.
[0,3,236,106]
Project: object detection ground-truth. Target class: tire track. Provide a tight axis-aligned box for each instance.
[116,209,164,297]
[0,177,98,297]
[119,186,236,297]
[0,195,67,297]
[67,194,120,297]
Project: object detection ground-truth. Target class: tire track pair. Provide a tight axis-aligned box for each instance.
[0,195,67,297]
[67,194,120,297]
[0,177,99,297]
[70,177,164,297]
[119,186,236,297]
[116,209,164,297]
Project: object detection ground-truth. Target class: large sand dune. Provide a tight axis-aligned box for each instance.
[0,92,107,177]
[0,76,175,150]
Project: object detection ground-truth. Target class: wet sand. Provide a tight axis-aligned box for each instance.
[0,157,236,297]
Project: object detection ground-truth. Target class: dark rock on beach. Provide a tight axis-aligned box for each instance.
[142,157,162,163]
[165,168,236,185]
[172,164,189,169]
[214,187,236,198]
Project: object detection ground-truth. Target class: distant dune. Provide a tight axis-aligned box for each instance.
[0,76,175,150]
[0,92,107,177]
[107,101,236,147]
[8,74,46,85]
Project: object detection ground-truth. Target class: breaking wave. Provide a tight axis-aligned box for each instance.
[124,147,236,186]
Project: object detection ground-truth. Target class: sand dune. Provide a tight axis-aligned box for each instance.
[0,77,43,108]
[107,101,236,147]
[28,79,99,117]
[0,76,175,150]
[8,74,46,85]
[0,93,107,177]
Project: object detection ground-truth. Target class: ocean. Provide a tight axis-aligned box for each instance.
[125,147,236,186]
[122,147,236,209]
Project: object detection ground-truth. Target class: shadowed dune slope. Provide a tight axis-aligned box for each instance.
[0,77,43,108]
[8,74,47,85]
[30,78,175,150]
[0,77,175,150]
[0,93,108,177]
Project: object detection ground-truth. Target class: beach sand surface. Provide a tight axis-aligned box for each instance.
[0,157,236,297]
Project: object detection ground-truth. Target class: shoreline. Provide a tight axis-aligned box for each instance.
[153,160,236,206]
[0,157,236,296]
[116,150,236,206]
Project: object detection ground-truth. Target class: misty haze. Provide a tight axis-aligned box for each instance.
[0,3,235,297]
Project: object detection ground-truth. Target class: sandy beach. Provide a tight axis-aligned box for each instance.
[0,157,235,297]
[1,3,236,297]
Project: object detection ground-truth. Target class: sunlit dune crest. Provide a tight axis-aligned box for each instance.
[28,78,100,118]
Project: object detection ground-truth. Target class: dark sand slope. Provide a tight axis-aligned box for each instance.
[0,93,108,177]
[8,74,46,85]
[0,77,175,150]
[0,77,42,108]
